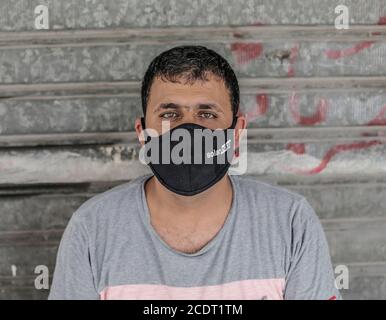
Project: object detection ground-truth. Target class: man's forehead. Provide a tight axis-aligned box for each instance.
[148,74,232,111]
[151,73,226,90]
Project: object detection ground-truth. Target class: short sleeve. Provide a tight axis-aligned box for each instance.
[284,198,342,300]
[48,214,99,300]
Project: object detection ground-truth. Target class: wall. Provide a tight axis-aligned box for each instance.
[0,0,386,299]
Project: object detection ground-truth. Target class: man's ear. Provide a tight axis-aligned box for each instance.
[134,117,145,146]
[234,114,247,157]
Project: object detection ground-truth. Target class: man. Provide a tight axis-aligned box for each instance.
[48,46,341,300]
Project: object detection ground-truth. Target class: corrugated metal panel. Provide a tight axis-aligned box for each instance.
[1,0,386,299]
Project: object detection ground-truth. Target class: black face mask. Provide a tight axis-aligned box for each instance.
[141,117,238,196]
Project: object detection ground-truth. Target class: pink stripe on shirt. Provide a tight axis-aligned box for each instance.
[100,278,285,300]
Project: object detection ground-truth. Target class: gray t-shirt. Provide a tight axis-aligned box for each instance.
[48,174,341,300]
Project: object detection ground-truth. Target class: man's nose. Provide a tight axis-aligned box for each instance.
[175,109,198,126]
[182,114,197,125]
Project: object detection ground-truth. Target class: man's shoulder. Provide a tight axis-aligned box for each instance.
[71,174,150,223]
[232,175,306,204]
[232,175,320,231]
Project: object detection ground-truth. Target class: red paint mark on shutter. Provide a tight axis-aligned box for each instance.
[245,94,269,122]
[231,43,263,65]
[289,93,328,126]
[291,140,382,175]
[286,143,306,155]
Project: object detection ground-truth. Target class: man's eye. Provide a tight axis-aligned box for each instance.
[199,112,216,119]
[160,112,179,119]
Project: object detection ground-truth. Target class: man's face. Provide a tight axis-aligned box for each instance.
[137,73,237,135]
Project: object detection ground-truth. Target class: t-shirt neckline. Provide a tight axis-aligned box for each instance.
[137,174,238,258]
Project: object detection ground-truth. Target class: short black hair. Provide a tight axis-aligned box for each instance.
[141,45,239,117]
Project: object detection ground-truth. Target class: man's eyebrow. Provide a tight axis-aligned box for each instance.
[153,102,224,113]
[153,103,180,113]
[196,103,224,113]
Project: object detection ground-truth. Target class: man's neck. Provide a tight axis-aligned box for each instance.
[144,174,233,227]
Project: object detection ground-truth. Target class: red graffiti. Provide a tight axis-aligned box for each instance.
[325,16,386,59]
[287,84,386,175]
[362,104,386,138]
[324,41,375,59]
[287,44,299,77]
[231,23,264,65]
[286,143,306,155]
[287,99,386,174]
[379,16,386,25]
[291,140,382,175]
[245,94,269,122]
[368,104,386,126]
[371,16,386,35]
[289,93,328,125]
[231,43,263,65]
